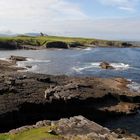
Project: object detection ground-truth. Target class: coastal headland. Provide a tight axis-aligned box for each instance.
[0,35,138,50]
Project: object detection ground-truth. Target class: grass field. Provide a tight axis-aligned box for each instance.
[0,126,63,140]
[0,35,123,47]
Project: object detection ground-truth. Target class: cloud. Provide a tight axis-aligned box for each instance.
[0,0,87,20]
[0,0,88,33]
[43,18,140,41]
[99,0,139,11]
[0,0,139,40]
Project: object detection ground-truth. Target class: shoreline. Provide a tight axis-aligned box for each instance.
[0,58,140,139]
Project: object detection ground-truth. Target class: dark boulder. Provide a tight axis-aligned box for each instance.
[99,62,114,69]
[9,55,27,61]
[46,41,68,49]
[121,42,132,47]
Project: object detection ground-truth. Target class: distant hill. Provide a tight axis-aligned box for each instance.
[24,33,48,37]
[0,33,16,37]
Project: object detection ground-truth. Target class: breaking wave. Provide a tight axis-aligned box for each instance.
[127,81,140,93]
[72,62,130,73]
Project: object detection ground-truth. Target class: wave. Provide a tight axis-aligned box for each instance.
[110,63,130,70]
[0,57,10,62]
[26,65,38,72]
[72,62,130,73]
[26,58,51,63]
[17,62,38,72]
[83,47,92,51]
[127,81,140,93]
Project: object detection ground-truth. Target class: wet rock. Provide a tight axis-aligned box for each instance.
[100,62,114,69]
[9,55,27,61]
[37,77,52,83]
[115,78,130,85]
[26,65,32,69]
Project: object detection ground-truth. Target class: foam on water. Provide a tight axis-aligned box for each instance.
[110,63,130,70]
[26,65,38,72]
[72,62,130,73]
[16,57,50,73]
[0,57,11,62]
[83,47,92,51]
[26,58,51,63]
[127,81,140,92]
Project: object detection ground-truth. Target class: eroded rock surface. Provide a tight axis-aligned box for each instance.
[9,116,140,140]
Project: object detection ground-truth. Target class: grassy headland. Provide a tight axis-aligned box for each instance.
[0,35,135,49]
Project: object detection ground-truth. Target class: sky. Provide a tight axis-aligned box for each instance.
[0,0,140,40]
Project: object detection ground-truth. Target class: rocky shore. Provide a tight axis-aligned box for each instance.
[0,58,140,139]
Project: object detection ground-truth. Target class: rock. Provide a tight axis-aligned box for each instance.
[68,42,83,48]
[4,77,16,86]
[100,102,139,115]
[9,55,27,61]
[115,78,130,84]
[0,41,18,50]
[9,116,138,140]
[26,65,32,69]
[99,62,114,69]
[36,120,51,127]
[46,41,68,49]
[47,130,58,135]
[37,77,52,83]
[121,42,132,47]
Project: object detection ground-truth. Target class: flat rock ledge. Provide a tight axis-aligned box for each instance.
[9,116,140,140]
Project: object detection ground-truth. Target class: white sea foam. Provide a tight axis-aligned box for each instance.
[16,62,26,68]
[110,63,130,70]
[26,58,51,63]
[72,62,130,73]
[127,81,140,93]
[16,57,50,73]
[0,57,11,62]
[26,65,38,72]
[83,47,92,51]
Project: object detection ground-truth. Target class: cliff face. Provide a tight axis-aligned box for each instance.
[0,41,19,50]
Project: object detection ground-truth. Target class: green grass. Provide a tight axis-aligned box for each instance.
[0,127,63,140]
[0,35,123,47]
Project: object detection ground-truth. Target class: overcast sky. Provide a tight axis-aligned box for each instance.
[0,0,140,40]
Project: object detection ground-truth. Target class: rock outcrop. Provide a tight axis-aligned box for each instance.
[9,116,140,140]
[9,55,27,62]
[46,41,68,49]
[100,62,114,69]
